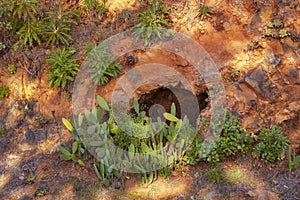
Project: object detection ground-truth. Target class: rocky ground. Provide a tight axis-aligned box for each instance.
[0,0,299,199]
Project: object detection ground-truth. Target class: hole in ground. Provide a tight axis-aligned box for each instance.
[135,87,208,126]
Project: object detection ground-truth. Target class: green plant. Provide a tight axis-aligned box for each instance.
[202,113,253,163]
[81,0,99,11]
[58,141,85,167]
[0,126,4,137]
[9,0,39,22]
[44,2,79,45]
[230,70,239,80]
[34,114,51,125]
[206,166,224,184]
[279,29,288,38]
[15,18,42,48]
[27,173,35,184]
[288,145,300,172]
[132,0,172,46]
[272,19,282,28]
[86,43,122,85]
[263,19,289,39]
[252,126,288,162]
[46,47,79,89]
[61,95,196,186]
[98,0,108,14]
[0,86,9,98]
[159,166,172,178]
[93,160,121,187]
[264,29,274,37]
[184,134,203,165]
[196,3,213,20]
[0,42,5,51]
[81,0,108,14]
[35,187,48,196]
[3,0,44,49]
[8,65,16,74]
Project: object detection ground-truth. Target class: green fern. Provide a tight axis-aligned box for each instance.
[46,47,79,89]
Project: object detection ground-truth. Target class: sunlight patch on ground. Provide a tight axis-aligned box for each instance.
[107,0,136,12]
[0,173,11,191]
[118,177,191,199]
[223,164,256,187]
[5,154,21,168]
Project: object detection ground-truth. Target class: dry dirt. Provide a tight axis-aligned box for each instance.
[0,0,300,199]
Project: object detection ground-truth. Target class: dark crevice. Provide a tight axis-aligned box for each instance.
[135,87,208,126]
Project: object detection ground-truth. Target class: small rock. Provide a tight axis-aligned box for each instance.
[284,67,300,84]
[272,180,278,185]
[241,66,279,100]
[194,172,199,178]
[45,49,51,55]
[177,196,184,200]
[19,175,25,180]
[247,190,257,197]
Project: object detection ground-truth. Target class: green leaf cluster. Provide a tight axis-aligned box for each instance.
[46,47,79,89]
[81,0,108,14]
[263,19,289,39]
[58,140,85,167]
[201,113,253,163]
[133,0,172,47]
[252,126,288,162]
[0,1,79,49]
[288,145,300,172]
[86,43,122,85]
[0,86,9,98]
[44,2,79,45]
[196,3,213,20]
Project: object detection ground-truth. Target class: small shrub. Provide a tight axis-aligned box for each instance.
[46,47,79,89]
[26,173,35,184]
[0,42,6,51]
[203,113,253,163]
[196,3,213,20]
[0,126,4,136]
[132,0,172,46]
[35,187,48,196]
[16,19,43,48]
[4,0,44,49]
[44,2,79,45]
[81,0,108,14]
[184,134,203,165]
[288,145,300,172]
[61,97,196,186]
[206,166,224,184]
[0,86,9,98]
[57,142,85,167]
[9,0,39,22]
[8,65,16,74]
[252,126,288,162]
[86,43,122,85]
[263,19,289,39]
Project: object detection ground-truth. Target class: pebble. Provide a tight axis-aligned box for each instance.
[247,190,257,197]
[194,172,199,178]
[272,180,278,185]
